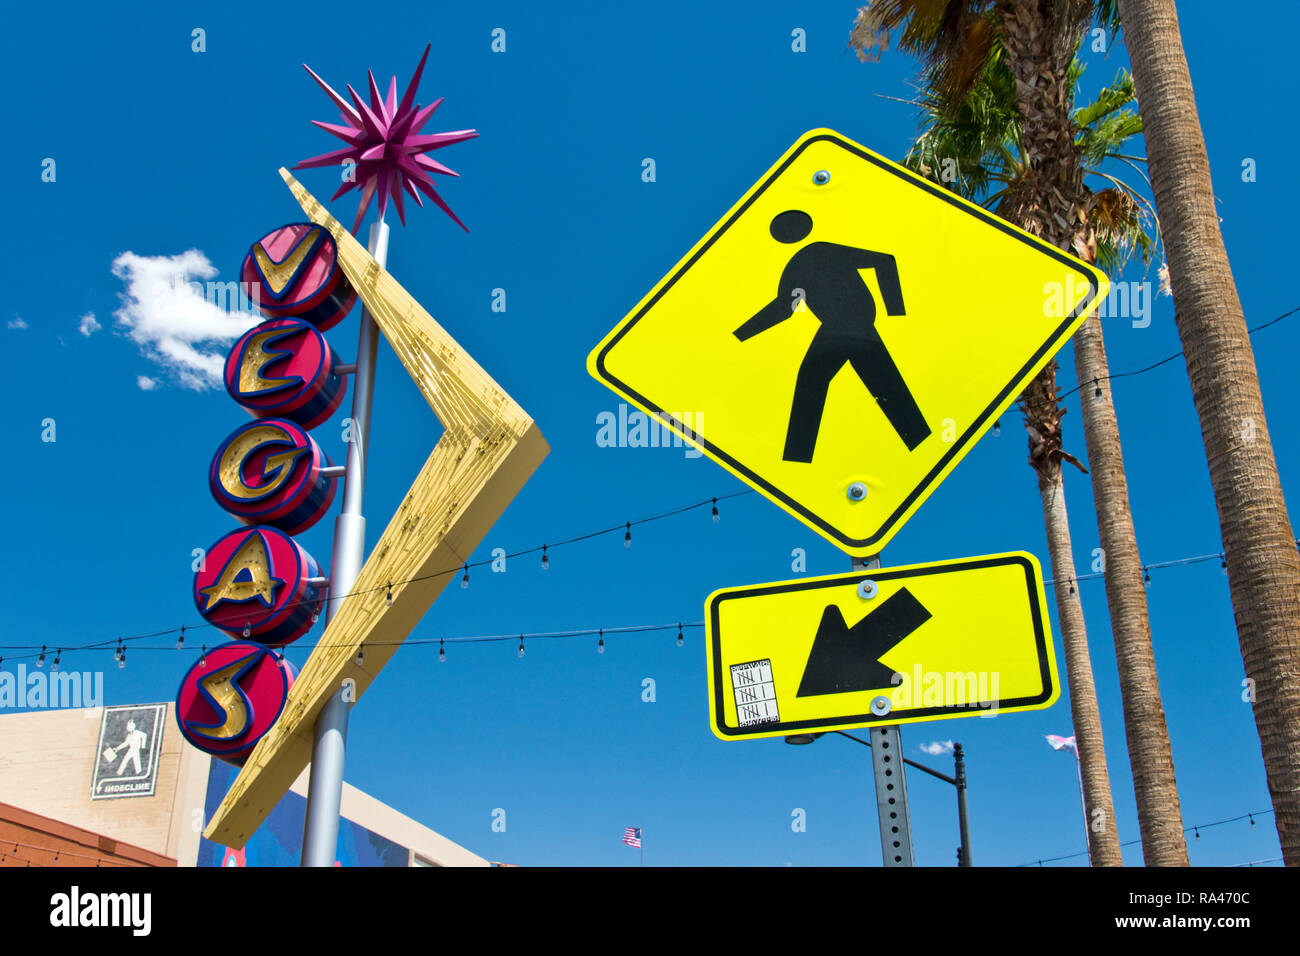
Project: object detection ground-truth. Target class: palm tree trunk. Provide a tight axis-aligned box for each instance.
[996,0,1188,865]
[1024,365,1123,866]
[1115,0,1300,864]
[1071,315,1187,864]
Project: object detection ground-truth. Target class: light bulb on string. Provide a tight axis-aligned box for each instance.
[439,639,446,663]
[243,619,251,638]
[118,649,126,670]
[1093,380,1102,398]
[1221,554,1228,574]
[677,624,684,647]
[1250,814,1256,829]
[37,646,45,668]
[386,582,393,607]
[461,564,470,589]
[517,636,525,659]
[311,603,321,624]
[541,545,549,570]
[1143,567,1151,588]
[52,650,61,672]
[177,626,185,651]
[993,420,1001,437]
[711,498,719,523]
[598,629,605,655]
[624,523,632,548]
[199,646,207,669]
[356,644,365,667]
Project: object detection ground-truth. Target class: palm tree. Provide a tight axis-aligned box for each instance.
[904,46,1146,866]
[852,1,1188,864]
[993,0,1188,868]
[1113,0,1300,865]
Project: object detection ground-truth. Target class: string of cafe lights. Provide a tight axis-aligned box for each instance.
[0,839,134,868]
[18,621,709,666]
[1015,808,1277,867]
[2,535,1285,668]
[4,290,1297,670]
[0,488,757,664]
[1013,302,1299,417]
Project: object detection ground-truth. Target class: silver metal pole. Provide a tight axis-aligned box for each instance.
[954,742,972,866]
[853,552,915,867]
[300,216,389,867]
[871,723,915,866]
[1074,750,1093,865]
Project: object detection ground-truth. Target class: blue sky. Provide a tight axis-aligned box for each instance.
[2,1,1295,866]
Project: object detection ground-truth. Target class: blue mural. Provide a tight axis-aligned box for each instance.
[197,760,409,867]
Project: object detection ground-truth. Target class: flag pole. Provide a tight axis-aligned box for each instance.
[1073,750,1093,865]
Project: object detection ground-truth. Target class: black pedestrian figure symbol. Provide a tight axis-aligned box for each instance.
[733,210,931,463]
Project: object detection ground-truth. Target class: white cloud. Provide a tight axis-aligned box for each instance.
[78,311,101,336]
[7,316,27,330]
[919,740,954,756]
[137,375,159,391]
[111,249,261,390]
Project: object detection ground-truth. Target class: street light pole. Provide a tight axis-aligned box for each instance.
[834,730,972,866]
[954,742,972,867]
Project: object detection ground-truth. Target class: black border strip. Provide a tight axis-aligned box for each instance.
[708,554,1052,736]
[594,132,1099,550]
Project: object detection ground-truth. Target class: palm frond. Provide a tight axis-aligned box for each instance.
[850,1,999,110]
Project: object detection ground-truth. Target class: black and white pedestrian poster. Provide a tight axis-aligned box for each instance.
[91,703,166,800]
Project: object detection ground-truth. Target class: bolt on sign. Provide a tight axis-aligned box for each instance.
[588,128,1108,555]
[705,553,1058,740]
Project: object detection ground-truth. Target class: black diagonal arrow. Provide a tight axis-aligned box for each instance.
[796,588,932,697]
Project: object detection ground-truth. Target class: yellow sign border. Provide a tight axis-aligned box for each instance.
[589,129,1106,555]
[705,552,1057,740]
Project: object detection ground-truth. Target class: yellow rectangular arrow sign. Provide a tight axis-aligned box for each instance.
[706,552,1058,740]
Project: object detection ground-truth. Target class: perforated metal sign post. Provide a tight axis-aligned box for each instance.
[859,554,913,868]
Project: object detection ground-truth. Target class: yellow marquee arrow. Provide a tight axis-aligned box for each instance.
[203,171,548,848]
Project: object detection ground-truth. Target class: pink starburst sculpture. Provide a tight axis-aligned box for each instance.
[294,45,478,233]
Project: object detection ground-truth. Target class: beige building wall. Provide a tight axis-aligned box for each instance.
[0,704,207,863]
[0,705,488,866]
[288,767,490,867]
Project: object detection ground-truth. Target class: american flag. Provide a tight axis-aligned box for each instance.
[622,826,642,848]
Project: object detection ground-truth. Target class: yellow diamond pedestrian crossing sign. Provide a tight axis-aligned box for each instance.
[588,128,1107,555]
[705,552,1058,740]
